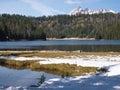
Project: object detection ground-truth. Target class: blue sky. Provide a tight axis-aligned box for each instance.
[0,0,119,17]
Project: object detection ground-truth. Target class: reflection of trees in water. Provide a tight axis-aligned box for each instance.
[0,45,119,52]
[35,45,120,52]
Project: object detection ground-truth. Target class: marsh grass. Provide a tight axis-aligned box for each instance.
[32,63,97,76]
[0,59,38,69]
[0,51,118,76]
[0,51,119,58]
[0,59,97,76]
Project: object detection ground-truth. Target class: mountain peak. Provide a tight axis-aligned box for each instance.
[68,6,82,15]
[69,6,117,15]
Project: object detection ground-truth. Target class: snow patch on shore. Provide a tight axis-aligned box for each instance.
[0,55,120,67]
[0,54,120,90]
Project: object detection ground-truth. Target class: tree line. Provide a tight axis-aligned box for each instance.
[0,13,120,41]
[0,14,46,41]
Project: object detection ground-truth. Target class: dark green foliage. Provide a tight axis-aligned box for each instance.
[45,13,120,40]
[98,67,109,73]
[0,14,46,41]
[0,13,120,40]
[39,74,46,85]
[30,74,46,87]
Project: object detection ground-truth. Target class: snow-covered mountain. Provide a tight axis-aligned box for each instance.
[69,6,117,15]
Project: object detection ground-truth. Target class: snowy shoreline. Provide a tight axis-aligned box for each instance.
[47,38,95,40]
[0,54,120,67]
[0,51,120,90]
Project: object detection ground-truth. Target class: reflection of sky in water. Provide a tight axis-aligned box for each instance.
[0,40,120,47]
[0,40,120,51]
[0,66,60,87]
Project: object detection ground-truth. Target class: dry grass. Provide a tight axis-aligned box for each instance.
[31,63,97,76]
[0,59,97,76]
[0,51,118,76]
[0,51,119,58]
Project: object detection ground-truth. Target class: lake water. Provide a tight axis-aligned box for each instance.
[0,40,120,88]
[0,66,60,87]
[0,40,120,51]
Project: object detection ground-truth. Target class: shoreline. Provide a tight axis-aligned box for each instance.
[0,50,120,56]
[47,38,95,40]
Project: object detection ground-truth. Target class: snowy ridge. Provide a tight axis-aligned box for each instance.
[69,6,117,15]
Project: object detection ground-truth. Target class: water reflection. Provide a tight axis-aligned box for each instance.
[0,45,119,52]
[1,45,118,52]
[0,66,59,87]
[32,45,120,52]
[0,40,120,52]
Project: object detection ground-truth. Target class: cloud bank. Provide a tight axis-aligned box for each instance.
[65,0,81,5]
[65,0,100,5]
[21,0,64,16]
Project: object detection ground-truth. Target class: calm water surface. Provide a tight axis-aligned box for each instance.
[0,40,120,51]
[0,66,60,87]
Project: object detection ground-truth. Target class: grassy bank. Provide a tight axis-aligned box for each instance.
[0,51,119,58]
[0,59,97,76]
[0,51,119,76]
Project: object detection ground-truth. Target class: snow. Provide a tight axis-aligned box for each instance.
[0,54,120,90]
[0,56,45,61]
[1,55,120,67]
[105,64,120,76]
[69,6,117,15]
[32,69,120,90]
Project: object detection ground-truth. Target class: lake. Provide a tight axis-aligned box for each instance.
[0,66,60,87]
[0,40,120,89]
[0,40,120,51]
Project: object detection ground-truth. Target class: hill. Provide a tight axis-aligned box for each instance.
[0,13,120,41]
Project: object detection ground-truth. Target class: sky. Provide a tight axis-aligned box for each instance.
[0,0,119,17]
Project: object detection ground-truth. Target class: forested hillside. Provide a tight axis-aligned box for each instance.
[0,13,120,41]
[0,14,46,41]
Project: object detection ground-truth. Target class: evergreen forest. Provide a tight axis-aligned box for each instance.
[0,13,120,41]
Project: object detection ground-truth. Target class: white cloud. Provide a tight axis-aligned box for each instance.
[21,0,64,16]
[65,0,100,5]
[65,0,81,5]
